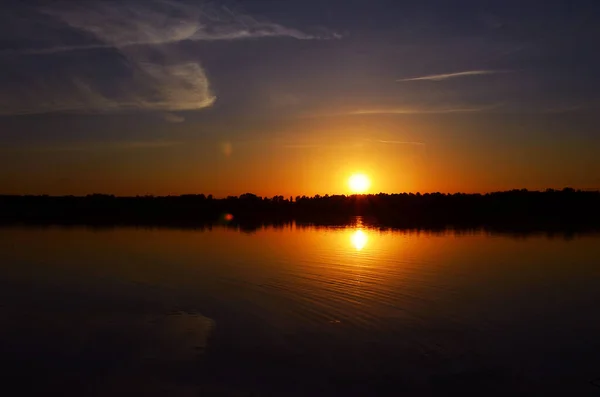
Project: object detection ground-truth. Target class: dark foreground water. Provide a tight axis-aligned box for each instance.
[1,222,600,396]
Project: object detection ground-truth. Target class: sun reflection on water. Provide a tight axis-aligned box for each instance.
[351,229,368,251]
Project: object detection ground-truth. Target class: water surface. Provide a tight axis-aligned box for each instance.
[1,222,600,396]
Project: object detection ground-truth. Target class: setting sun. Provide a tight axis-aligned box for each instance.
[348,173,371,193]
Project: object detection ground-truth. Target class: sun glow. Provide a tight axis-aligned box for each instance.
[348,173,371,193]
[351,229,368,251]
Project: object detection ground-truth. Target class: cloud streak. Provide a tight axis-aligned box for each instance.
[163,113,186,123]
[373,140,426,145]
[4,141,182,153]
[349,105,496,115]
[282,143,364,150]
[397,70,505,82]
[282,144,322,149]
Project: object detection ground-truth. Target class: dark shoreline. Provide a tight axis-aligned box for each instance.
[2,189,600,236]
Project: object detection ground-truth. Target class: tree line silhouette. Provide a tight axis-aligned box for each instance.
[1,188,599,233]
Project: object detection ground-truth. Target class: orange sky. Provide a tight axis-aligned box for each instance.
[1,112,598,197]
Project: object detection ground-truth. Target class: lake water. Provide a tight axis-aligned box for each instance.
[1,222,600,396]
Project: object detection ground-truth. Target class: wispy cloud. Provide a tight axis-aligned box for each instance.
[29,1,339,55]
[282,142,364,150]
[0,60,216,116]
[349,105,496,115]
[373,140,426,145]
[162,113,186,123]
[283,140,426,150]
[282,144,322,149]
[539,102,600,114]
[397,70,506,82]
[0,0,338,117]
[120,141,182,149]
[7,141,182,152]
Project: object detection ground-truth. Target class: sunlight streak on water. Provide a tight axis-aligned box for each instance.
[350,229,368,250]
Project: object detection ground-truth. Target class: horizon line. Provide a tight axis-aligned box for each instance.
[1,187,596,199]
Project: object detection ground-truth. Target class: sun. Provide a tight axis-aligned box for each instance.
[348,173,371,193]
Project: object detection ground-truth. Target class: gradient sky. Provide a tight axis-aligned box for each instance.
[1,0,599,196]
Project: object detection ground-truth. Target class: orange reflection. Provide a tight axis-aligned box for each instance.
[351,229,368,251]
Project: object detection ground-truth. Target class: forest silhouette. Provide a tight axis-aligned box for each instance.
[1,188,599,234]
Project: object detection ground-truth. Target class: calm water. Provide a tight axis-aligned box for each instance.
[1,222,600,396]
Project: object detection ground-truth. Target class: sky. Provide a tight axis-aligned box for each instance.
[0,0,599,197]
